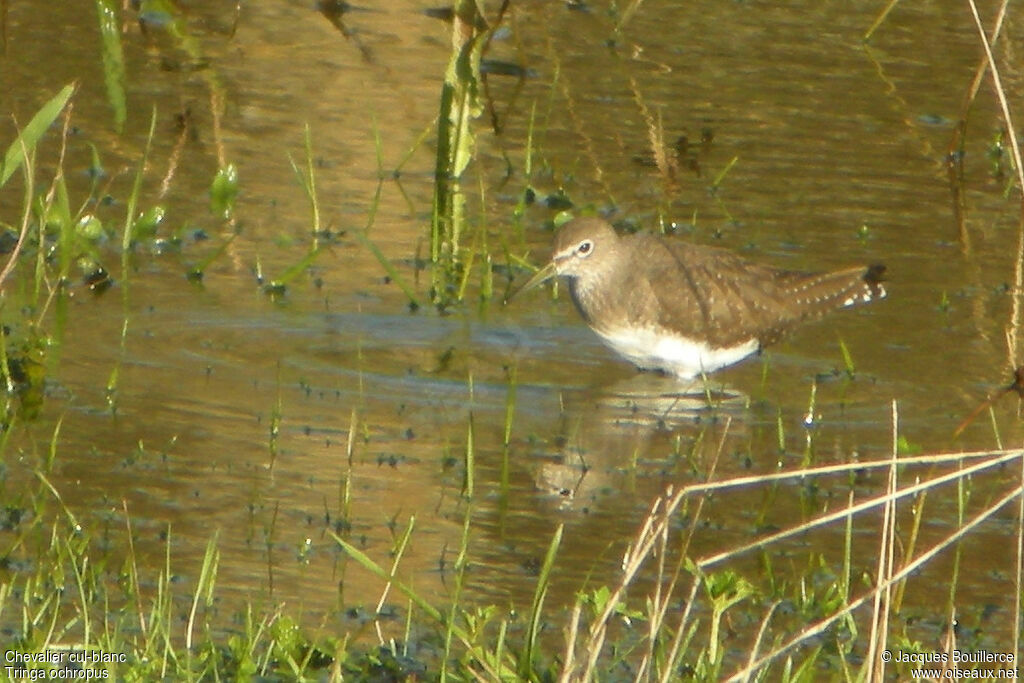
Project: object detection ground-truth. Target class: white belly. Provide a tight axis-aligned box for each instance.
[595,326,759,378]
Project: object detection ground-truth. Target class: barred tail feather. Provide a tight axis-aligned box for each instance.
[781,264,887,320]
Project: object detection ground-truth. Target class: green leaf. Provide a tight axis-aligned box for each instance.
[210,164,239,220]
[896,435,921,456]
[133,206,166,240]
[0,84,75,188]
[76,215,105,242]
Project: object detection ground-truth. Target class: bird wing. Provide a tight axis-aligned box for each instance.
[631,234,883,348]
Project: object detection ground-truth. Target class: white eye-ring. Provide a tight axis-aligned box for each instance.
[576,239,594,257]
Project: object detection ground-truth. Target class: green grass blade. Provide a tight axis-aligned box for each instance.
[187,234,236,282]
[95,0,127,132]
[286,124,320,238]
[330,531,446,625]
[264,246,320,294]
[353,230,422,311]
[837,336,856,377]
[122,108,157,251]
[0,84,75,188]
[521,523,563,677]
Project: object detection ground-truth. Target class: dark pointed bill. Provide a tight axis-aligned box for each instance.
[503,260,558,304]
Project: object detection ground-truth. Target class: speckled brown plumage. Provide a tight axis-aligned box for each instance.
[528,217,886,377]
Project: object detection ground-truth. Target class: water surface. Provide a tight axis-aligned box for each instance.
[0,0,1021,665]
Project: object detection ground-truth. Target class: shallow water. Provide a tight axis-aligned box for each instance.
[1,0,1022,668]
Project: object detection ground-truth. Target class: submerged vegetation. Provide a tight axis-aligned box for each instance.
[0,0,1021,680]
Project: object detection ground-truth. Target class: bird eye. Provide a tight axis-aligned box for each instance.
[577,240,593,256]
